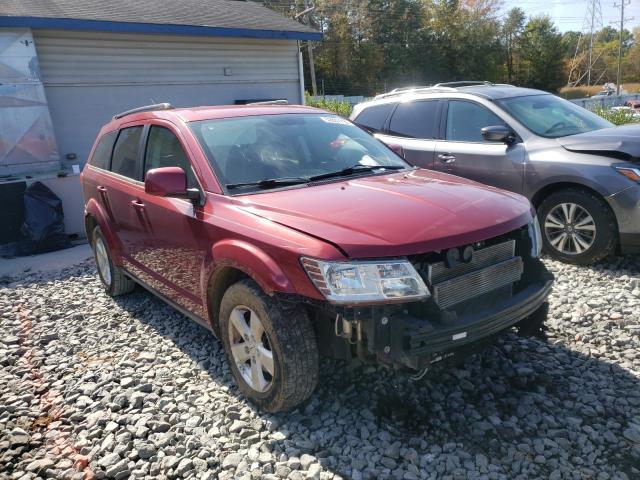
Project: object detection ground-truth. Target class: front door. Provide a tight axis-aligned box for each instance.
[127,123,210,318]
[433,100,525,193]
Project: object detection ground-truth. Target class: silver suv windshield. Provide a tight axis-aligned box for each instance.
[190,113,409,193]
[496,94,613,138]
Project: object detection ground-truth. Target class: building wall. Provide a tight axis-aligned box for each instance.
[32,29,303,167]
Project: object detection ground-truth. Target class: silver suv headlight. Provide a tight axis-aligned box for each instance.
[528,215,543,258]
[301,257,430,304]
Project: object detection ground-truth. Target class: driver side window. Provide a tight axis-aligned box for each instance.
[144,126,198,188]
[446,101,505,143]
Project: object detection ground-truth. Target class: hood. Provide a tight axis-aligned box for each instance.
[558,124,640,160]
[233,169,532,258]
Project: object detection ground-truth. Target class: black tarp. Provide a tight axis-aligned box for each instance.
[0,181,70,257]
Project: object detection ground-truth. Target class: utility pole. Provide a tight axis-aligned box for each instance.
[568,0,606,87]
[302,0,317,96]
[613,0,632,95]
[587,3,596,85]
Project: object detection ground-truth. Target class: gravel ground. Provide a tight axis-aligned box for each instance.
[1,255,639,480]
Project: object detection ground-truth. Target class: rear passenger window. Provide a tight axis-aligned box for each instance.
[354,103,395,133]
[111,127,143,179]
[89,131,117,170]
[144,126,197,188]
[388,101,439,139]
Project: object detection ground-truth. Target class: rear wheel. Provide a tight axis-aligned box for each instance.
[538,189,617,265]
[219,279,318,412]
[92,226,135,296]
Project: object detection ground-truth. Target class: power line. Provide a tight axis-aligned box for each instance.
[567,0,608,87]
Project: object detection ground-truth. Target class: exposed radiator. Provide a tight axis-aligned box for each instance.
[428,240,523,309]
[428,240,516,284]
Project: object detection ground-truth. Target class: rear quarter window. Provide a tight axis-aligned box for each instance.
[89,131,117,170]
[111,126,144,180]
[354,103,395,133]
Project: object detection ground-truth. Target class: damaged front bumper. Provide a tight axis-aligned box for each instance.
[331,265,554,370]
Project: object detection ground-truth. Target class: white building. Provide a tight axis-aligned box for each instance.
[0,0,319,241]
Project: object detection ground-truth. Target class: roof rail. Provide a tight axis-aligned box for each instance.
[434,81,493,88]
[389,85,431,93]
[247,99,289,105]
[113,103,173,119]
[374,86,456,99]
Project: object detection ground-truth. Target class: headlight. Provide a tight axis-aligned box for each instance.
[615,166,640,183]
[528,215,543,258]
[301,257,430,304]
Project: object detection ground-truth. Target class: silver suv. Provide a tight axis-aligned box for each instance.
[351,82,640,264]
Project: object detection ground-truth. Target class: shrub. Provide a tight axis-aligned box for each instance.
[304,93,353,117]
[591,106,639,126]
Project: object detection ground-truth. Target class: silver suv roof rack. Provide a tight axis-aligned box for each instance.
[434,81,494,88]
[113,103,173,119]
[374,86,456,99]
[248,99,289,105]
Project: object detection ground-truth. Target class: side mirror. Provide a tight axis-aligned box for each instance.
[387,143,406,159]
[145,167,200,202]
[481,125,516,144]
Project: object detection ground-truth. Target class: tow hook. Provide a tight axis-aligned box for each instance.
[335,314,357,344]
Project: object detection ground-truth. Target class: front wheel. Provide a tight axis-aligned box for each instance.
[219,279,319,412]
[538,189,617,265]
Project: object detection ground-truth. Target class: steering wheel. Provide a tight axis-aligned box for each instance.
[544,121,566,135]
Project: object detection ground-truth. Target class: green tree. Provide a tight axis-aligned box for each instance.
[519,16,565,91]
[503,7,525,83]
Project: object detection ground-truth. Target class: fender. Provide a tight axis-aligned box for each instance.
[526,174,614,203]
[84,198,125,266]
[207,239,296,296]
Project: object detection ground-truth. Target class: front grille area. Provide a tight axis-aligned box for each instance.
[428,240,516,284]
[432,256,523,309]
[422,240,523,310]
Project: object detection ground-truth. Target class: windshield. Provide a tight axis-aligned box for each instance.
[189,113,409,193]
[496,94,613,138]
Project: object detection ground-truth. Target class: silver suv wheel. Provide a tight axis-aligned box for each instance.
[544,202,596,255]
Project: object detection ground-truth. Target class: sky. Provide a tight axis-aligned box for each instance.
[499,0,640,33]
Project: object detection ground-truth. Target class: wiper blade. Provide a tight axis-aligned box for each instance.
[308,164,405,182]
[226,177,309,190]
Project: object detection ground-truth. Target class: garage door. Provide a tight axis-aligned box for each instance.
[32,29,302,165]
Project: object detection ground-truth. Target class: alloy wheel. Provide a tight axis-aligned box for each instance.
[228,306,274,393]
[544,202,596,255]
[95,237,112,286]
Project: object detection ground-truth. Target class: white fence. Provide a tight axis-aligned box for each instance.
[569,93,640,109]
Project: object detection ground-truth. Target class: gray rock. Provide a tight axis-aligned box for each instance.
[9,428,30,446]
[223,453,243,469]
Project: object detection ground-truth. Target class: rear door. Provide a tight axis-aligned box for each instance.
[375,100,442,169]
[433,100,525,193]
[95,125,146,258]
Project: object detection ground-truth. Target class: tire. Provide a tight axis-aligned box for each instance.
[537,188,617,265]
[92,226,135,296]
[219,279,319,412]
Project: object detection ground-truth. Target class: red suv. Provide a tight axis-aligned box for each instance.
[81,103,553,412]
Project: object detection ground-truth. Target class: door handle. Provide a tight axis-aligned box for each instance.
[438,153,456,164]
[131,200,145,209]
